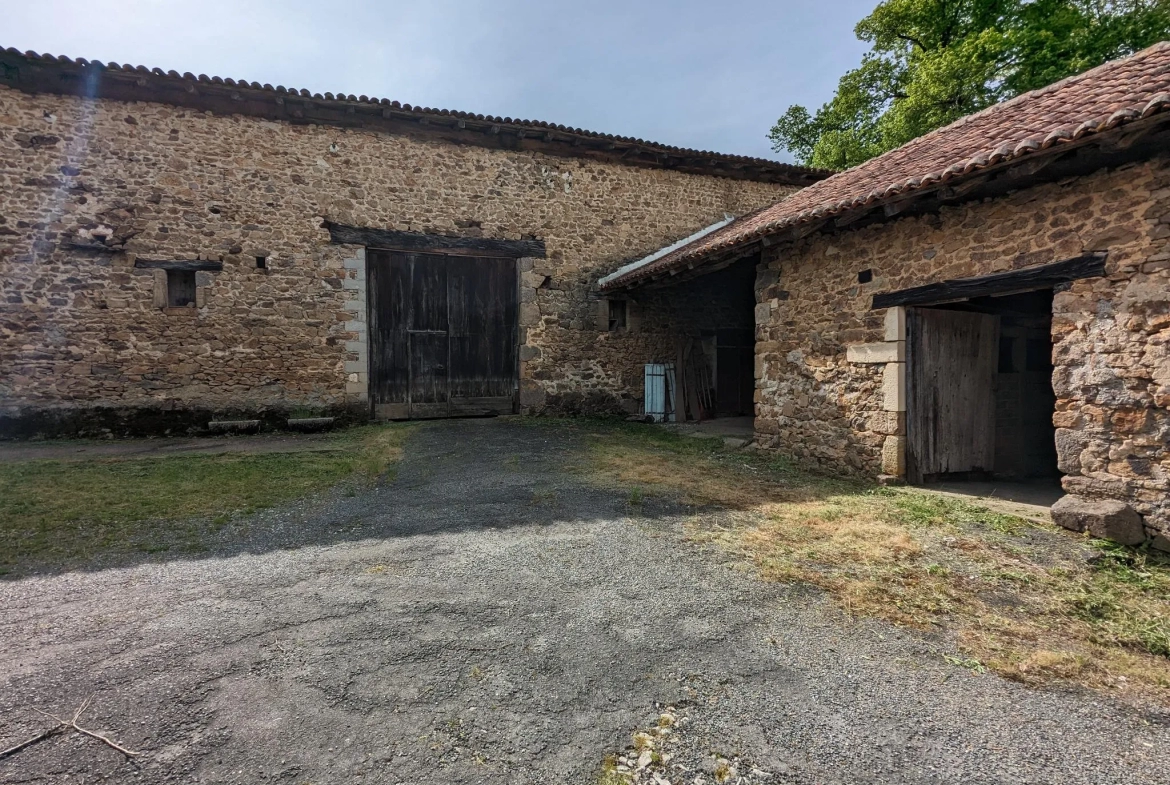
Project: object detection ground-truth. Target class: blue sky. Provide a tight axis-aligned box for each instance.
[4,0,875,161]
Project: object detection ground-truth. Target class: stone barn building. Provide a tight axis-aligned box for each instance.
[0,47,824,435]
[601,42,1170,547]
[3,41,1169,549]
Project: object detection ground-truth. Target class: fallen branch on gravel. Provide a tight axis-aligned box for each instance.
[0,725,65,760]
[0,695,140,761]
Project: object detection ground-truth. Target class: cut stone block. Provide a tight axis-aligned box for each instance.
[1053,428,1082,474]
[882,362,906,412]
[1050,494,1145,545]
[881,434,905,475]
[884,306,906,342]
[846,341,905,364]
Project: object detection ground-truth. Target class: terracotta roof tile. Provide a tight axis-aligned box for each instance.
[604,41,1170,290]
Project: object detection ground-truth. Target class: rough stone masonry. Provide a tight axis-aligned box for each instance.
[0,71,803,435]
[753,156,1170,545]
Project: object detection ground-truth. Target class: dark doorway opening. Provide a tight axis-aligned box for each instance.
[714,328,754,416]
[688,256,756,420]
[907,289,1059,485]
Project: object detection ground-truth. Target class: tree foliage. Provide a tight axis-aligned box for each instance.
[770,0,1170,170]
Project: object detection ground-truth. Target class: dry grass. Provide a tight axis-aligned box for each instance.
[573,419,1170,704]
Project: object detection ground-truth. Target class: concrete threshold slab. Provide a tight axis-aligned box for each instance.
[918,480,1062,523]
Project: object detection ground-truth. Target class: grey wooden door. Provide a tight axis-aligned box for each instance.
[367,250,518,419]
[906,308,999,483]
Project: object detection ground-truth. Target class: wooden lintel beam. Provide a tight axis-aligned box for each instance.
[938,173,993,199]
[834,209,868,229]
[1004,157,1053,180]
[1097,123,1156,152]
[872,252,1107,309]
[326,222,546,258]
[883,199,911,218]
[134,259,223,271]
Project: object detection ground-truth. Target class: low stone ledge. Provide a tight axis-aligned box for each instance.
[287,417,335,433]
[208,419,261,434]
[1051,494,1146,545]
[0,404,370,439]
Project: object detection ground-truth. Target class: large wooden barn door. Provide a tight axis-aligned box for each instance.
[367,250,517,419]
[906,308,998,483]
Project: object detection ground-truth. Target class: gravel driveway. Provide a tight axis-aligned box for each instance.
[1,419,1166,784]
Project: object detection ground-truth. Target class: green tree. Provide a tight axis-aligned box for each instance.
[770,0,1170,170]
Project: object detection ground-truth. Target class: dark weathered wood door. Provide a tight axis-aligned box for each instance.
[367,250,517,419]
[906,308,999,483]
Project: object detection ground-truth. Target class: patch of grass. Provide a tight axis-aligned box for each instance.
[530,488,557,505]
[0,422,416,574]
[572,418,1170,704]
[944,654,989,674]
[627,486,644,507]
[597,754,629,785]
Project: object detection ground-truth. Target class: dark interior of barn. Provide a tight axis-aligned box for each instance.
[907,285,1067,500]
[634,254,758,423]
[938,290,1059,480]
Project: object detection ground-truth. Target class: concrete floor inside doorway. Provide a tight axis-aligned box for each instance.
[921,479,1062,523]
[0,419,1166,784]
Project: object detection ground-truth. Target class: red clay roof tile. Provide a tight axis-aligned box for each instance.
[604,41,1170,290]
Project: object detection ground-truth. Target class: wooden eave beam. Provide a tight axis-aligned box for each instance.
[790,219,828,240]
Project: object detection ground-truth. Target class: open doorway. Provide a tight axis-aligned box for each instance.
[906,289,1060,493]
[633,254,757,438]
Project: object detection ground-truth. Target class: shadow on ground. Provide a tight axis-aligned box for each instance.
[1,419,696,580]
[1,419,1167,785]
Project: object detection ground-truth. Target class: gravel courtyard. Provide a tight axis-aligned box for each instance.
[1,419,1167,784]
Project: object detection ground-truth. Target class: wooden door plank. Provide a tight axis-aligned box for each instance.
[407,254,450,412]
[448,256,518,405]
[907,308,998,481]
[367,250,410,412]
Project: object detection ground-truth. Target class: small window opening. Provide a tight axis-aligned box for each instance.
[255,255,267,269]
[998,337,1016,373]
[608,299,627,332]
[167,269,197,307]
[858,269,873,284]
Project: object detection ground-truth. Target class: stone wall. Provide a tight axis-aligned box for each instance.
[755,156,1170,541]
[0,84,792,434]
